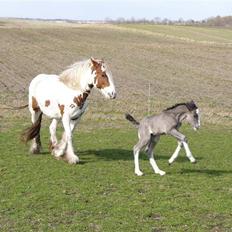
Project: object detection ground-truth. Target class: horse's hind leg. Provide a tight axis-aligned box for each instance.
[30,110,42,154]
[147,135,165,176]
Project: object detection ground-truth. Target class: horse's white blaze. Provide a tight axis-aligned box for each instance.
[99,68,116,99]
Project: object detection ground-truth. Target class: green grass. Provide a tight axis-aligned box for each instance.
[1,120,232,231]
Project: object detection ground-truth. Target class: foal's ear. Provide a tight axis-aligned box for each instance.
[186,100,197,111]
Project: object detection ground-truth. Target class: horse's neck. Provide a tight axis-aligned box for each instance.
[59,63,90,93]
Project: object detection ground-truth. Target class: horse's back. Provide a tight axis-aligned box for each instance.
[29,74,59,92]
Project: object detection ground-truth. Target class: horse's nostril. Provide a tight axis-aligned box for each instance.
[112,92,116,99]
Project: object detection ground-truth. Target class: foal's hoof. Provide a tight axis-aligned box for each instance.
[155,170,166,176]
[159,170,166,176]
[191,160,197,164]
[135,170,144,176]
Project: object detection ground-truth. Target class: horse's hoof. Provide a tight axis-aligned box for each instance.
[52,149,64,158]
[191,160,197,164]
[30,147,42,154]
[67,155,79,164]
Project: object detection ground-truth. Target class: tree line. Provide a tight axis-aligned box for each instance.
[105,16,232,28]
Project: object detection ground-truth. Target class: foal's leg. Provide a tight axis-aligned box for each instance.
[30,110,42,154]
[168,129,196,163]
[133,131,150,176]
[147,135,166,176]
[49,119,58,150]
[168,141,183,165]
[183,142,196,163]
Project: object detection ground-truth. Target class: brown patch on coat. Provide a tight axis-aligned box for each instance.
[49,140,55,151]
[91,59,110,89]
[45,100,50,107]
[58,104,65,116]
[32,96,40,112]
[73,91,89,109]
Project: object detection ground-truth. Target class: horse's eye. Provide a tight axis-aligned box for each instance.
[102,74,106,78]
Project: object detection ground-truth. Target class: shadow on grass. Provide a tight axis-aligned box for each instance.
[180,168,232,176]
[79,148,202,163]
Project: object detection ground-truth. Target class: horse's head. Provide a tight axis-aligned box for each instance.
[90,58,116,99]
[185,100,201,131]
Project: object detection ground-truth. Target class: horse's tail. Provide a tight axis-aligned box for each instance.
[0,104,28,110]
[125,113,140,127]
[21,113,42,143]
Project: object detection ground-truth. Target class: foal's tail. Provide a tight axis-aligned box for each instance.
[125,113,140,127]
[21,113,42,143]
[0,104,28,110]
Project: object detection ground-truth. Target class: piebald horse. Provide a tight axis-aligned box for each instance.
[21,58,116,164]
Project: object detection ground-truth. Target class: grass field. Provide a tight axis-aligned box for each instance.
[0,20,232,231]
[1,121,232,231]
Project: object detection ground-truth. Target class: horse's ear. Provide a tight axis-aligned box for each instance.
[91,57,99,67]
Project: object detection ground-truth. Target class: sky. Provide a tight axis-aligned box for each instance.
[0,0,231,21]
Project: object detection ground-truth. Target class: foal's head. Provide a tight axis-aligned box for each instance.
[89,58,116,99]
[185,100,200,130]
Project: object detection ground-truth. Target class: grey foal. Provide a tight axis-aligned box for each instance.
[125,100,200,176]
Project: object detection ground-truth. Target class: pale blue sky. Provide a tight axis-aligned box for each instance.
[0,0,231,21]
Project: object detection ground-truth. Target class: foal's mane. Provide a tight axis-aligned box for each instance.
[164,103,187,111]
[59,59,91,90]
[164,101,197,112]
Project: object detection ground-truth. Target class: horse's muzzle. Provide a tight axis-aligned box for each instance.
[109,92,116,99]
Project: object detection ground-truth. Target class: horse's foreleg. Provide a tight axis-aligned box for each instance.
[63,119,80,164]
[54,115,79,164]
[49,119,58,150]
[30,110,42,154]
[168,141,183,165]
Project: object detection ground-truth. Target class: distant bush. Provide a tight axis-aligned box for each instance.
[203,16,232,28]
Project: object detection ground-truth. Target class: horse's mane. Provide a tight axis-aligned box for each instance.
[59,59,91,90]
[164,101,197,112]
